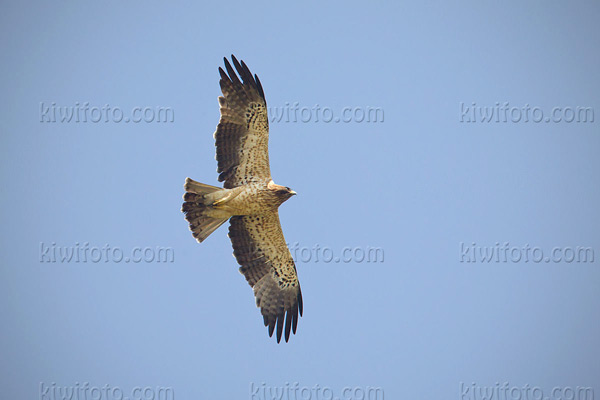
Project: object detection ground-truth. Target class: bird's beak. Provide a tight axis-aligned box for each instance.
[290,190,297,196]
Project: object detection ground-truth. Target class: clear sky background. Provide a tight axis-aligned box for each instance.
[1,1,599,399]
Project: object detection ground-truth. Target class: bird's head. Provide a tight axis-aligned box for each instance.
[268,181,297,203]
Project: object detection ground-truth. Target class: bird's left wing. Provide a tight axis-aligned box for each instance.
[215,55,271,189]
[228,213,303,343]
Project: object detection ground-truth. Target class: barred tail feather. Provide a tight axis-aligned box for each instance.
[182,178,228,243]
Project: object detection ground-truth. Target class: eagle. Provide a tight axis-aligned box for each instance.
[181,55,303,343]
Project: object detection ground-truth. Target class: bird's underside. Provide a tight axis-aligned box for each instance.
[181,55,302,343]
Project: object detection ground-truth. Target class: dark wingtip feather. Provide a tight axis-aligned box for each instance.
[268,319,275,337]
[240,60,250,75]
[276,313,284,343]
[223,56,233,76]
[232,57,252,87]
[292,303,299,334]
[218,67,229,82]
[231,55,243,76]
[284,310,292,342]
[255,74,265,101]
[240,60,256,88]
[223,57,241,86]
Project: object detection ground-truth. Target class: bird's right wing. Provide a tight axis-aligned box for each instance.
[228,212,303,343]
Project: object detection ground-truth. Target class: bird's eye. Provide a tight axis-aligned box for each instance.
[285,187,291,191]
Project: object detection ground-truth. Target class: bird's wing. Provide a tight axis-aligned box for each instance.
[214,55,271,189]
[228,212,303,343]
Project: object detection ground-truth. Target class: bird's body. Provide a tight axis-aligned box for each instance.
[201,181,292,216]
[182,55,303,343]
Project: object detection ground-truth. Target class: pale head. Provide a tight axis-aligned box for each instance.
[268,180,297,204]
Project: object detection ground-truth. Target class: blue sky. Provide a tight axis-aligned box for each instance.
[1,1,599,399]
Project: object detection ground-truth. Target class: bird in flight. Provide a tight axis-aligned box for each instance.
[182,55,303,343]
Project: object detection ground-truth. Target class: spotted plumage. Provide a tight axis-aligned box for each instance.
[182,55,302,343]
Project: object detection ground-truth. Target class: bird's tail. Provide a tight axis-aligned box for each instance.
[182,177,229,243]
